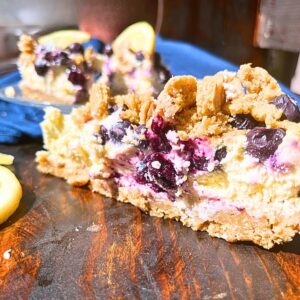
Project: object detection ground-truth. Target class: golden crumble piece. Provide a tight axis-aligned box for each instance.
[116,94,156,125]
[222,77,245,101]
[18,34,36,55]
[189,113,230,137]
[237,63,282,101]
[226,94,283,124]
[90,82,110,120]
[173,106,198,132]
[196,73,225,118]
[117,94,140,123]
[156,76,197,121]
[139,97,156,126]
[41,108,65,151]
[71,103,92,125]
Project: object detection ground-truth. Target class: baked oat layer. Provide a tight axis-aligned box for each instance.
[36,64,300,249]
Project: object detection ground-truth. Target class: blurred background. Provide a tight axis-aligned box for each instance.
[0,0,299,93]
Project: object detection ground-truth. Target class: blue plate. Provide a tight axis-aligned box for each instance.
[0,82,79,114]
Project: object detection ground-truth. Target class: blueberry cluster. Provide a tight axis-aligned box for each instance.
[230,94,299,162]
[34,43,97,101]
[180,139,227,172]
[134,116,227,193]
[99,114,228,194]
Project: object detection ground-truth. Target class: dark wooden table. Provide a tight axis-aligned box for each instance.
[0,142,299,299]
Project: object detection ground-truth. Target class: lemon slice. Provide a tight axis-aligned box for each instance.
[0,166,22,224]
[38,30,91,49]
[113,21,155,54]
[0,153,14,165]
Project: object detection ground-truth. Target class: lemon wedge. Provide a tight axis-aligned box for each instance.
[38,30,91,49]
[0,153,14,165]
[113,21,155,54]
[0,166,22,224]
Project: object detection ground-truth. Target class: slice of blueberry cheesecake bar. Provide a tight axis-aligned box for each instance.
[99,21,171,97]
[36,64,300,249]
[100,44,171,97]
[18,34,102,104]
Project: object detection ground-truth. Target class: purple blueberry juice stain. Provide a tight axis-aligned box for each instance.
[266,154,290,173]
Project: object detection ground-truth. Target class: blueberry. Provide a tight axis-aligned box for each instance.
[99,125,109,145]
[108,104,118,114]
[75,88,88,103]
[68,43,84,54]
[136,161,148,184]
[151,115,165,134]
[44,51,53,62]
[135,125,150,149]
[180,139,209,171]
[145,131,171,153]
[34,60,49,76]
[141,116,173,153]
[191,156,209,171]
[135,51,144,61]
[104,44,113,56]
[136,153,177,191]
[67,68,86,87]
[214,147,227,162]
[137,139,150,150]
[148,153,177,190]
[270,94,300,122]
[52,51,70,66]
[246,127,286,161]
[231,114,264,129]
[135,124,147,134]
[109,121,131,143]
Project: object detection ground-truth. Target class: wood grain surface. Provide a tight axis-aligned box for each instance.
[0,142,299,300]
